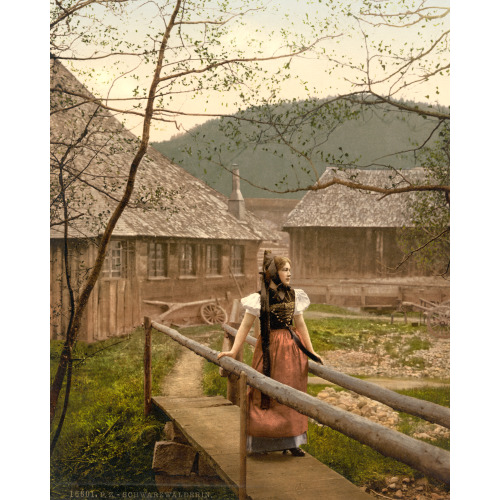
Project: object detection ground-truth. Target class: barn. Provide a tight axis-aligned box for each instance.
[282,168,449,308]
[50,61,274,342]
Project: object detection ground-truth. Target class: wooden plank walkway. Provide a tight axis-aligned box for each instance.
[152,395,371,500]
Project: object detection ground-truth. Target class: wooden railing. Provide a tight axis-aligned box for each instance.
[143,318,450,487]
[221,324,450,429]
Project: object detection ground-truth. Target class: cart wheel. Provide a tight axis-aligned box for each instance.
[201,303,228,325]
[427,306,450,338]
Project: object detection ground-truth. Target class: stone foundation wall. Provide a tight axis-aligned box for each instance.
[153,421,225,492]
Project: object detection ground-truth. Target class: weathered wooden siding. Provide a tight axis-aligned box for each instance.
[287,227,421,280]
[139,239,261,324]
[50,238,261,343]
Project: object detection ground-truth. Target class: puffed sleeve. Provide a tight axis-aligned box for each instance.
[294,289,311,315]
[240,292,261,317]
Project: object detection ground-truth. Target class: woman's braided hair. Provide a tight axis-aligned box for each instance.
[259,251,291,409]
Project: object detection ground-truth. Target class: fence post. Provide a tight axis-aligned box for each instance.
[219,327,243,405]
[144,316,152,416]
[360,286,366,308]
[239,371,247,500]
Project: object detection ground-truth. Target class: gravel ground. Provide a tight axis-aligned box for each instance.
[321,331,450,380]
[315,326,450,500]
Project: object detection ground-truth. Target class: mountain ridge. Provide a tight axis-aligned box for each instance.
[152,98,447,199]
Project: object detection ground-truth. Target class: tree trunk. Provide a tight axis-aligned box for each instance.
[50,0,183,426]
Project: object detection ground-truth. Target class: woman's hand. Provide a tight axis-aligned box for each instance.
[217,313,255,362]
[217,350,236,360]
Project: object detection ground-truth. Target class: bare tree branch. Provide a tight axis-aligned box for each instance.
[391,226,450,271]
[51,0,128,29]
[51,0,184,426]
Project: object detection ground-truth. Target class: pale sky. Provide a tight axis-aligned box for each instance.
[64,0,450,142]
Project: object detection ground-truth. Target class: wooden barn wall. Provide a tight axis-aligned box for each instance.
[138,238,260,324]
[287,227,422,280]
[50,238,260,343]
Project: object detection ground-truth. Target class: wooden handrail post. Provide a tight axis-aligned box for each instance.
[239,371,247,500]
[219,330,242,405]
[144,316,152,416]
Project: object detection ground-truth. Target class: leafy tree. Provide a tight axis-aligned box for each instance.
[398,122,450,276]
[49,0,340,444]
[156,0,450,269]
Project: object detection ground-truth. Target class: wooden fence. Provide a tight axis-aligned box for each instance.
[143,318,450,487]
[221,324,450,428]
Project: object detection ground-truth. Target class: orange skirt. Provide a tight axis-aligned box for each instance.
[247,328,308,439]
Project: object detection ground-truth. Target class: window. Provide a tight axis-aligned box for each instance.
[230,245,244,275]
[206,244,221,275]
[180,244,195,276]
[148,242,168,278]
[102,240,128,278]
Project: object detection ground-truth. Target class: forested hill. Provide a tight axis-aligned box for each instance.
[151,100,446,199]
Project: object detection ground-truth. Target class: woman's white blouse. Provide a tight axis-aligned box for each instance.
[240,289,310,317]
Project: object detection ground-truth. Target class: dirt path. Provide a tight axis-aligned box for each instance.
[161,348,204,397]
[308,375,449,390]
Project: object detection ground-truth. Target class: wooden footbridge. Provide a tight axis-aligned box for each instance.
[153,395,370,499]
[143,318,450,499]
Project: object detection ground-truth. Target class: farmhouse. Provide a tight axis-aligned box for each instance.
[50,61,274,342]
[282,168,449,307]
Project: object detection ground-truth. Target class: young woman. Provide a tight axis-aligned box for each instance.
[217,251,323,456]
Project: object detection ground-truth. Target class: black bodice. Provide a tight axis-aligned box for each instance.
[268,287,295,330]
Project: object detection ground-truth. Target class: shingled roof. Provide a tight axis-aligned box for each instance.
[283,168,423,228]
[50,61,273,242]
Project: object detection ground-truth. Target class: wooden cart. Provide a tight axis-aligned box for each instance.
[143,298,228,325]
[399,298,450,337]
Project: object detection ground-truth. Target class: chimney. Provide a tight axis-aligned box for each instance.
[228,167,245,220]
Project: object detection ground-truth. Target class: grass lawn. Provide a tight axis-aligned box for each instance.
[50,327,181,498]
[50,306,449,497]
[303,385,450,488]
[305,314,426,353]
[51,324,240,500]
